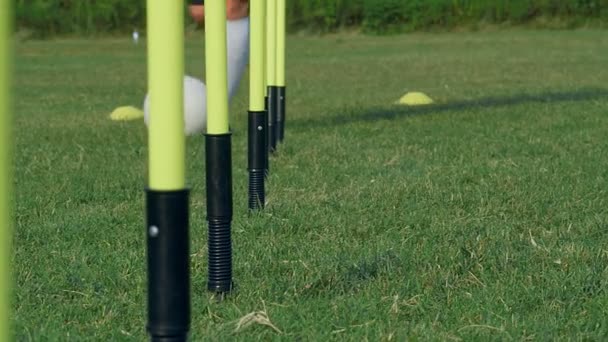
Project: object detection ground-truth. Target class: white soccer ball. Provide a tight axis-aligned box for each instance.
[143,75,207,136]
[142,18,250,136]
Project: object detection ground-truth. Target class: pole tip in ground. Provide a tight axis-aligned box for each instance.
[396,92,434,106]
[109,106,144,121]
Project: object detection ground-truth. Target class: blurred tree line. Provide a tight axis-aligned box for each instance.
[15,0,608,37]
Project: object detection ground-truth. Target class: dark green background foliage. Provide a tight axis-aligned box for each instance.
[15,0,146,36]
[14,0,608,36]
[301,0,608,33]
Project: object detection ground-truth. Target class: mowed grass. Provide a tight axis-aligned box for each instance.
[12,30,608,340]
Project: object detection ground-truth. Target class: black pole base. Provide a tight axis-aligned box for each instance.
[264,96,270,176]
[248,169,265,210]
[205,133,233,293]
[248,110,267,210]
[276,86,286,143]
[267,86,279,153]
[264,115,270,179]
[151,337,188,342]
[146,189,190,342]
[207,218,233,293]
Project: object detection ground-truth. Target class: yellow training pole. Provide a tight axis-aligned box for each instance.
[204,0,234,293]
[248,0,268,209]
[266,0,277,89]
[262,0,268,96]
[261,0,270,168]
[0,0,12,339]
[145,0,190,340]
[275,0,286,142]
[276,0,286,89]
[147,0,185,190]
[205,0,229,134]
[250,0,266,112]
[266,0,278,152]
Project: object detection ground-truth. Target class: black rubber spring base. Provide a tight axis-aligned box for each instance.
[205,133,233,293]
[146,189,190,342]
[248,169,265,210]
[207,218,233,292]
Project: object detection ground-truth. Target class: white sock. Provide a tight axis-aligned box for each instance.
[227,16,250,99]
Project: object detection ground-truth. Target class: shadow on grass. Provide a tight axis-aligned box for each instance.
[291,87,608,130]
[300,251,402,297]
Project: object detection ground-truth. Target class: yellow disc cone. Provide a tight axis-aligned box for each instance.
[396,92,434,106]
[109,106,144,121]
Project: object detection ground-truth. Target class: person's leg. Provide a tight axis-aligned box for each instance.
[227,16,249,99]
[226,0,249,20]
[188,0,205,23]
[188,0,250,98]
[189,0,249,24]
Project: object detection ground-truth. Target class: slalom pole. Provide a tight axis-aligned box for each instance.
[205,0,234,293]
[262,0,269,175]
[248,0,267,210]
[266,0,278,153]
[276,0,286,143]
[0,0,13,339]
[145,0,190,341]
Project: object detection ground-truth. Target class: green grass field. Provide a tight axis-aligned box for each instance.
[12,30,608,340]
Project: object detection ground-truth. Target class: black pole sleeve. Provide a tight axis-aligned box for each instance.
[267,86,278,153]
[205,133,233,293]
[248,111,267,210]
[264,96,270,176]
[276,86,286,143]
[146,189,190,342]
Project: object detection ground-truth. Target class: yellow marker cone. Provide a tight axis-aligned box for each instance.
[396,92,434,106]
[109,106,144,121]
